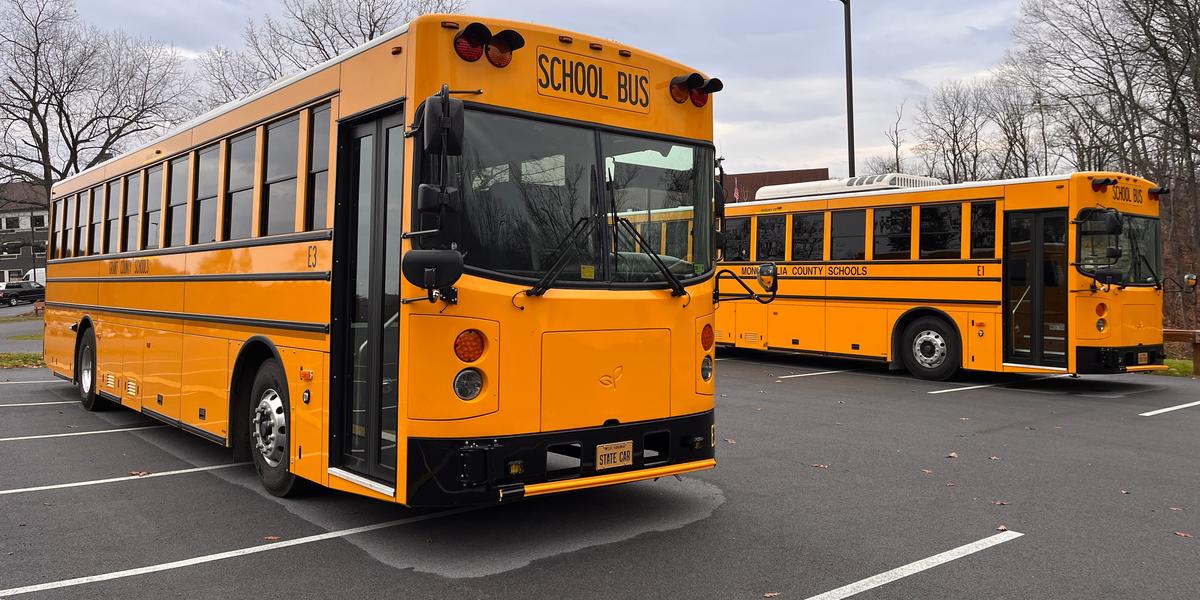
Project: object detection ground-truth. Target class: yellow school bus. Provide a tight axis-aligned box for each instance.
[715,172,1189,380]
[44,15,728,505]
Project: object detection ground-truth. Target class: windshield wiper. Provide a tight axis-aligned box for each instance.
[615,217,686,296]
[525,216,593,297]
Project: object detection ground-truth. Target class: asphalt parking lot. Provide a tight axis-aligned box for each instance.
[1,352,1197,599]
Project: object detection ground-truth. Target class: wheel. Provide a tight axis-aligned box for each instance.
[901,317,960,381]
[248,360,305,497]
[7,297,16,306]
[76,328,106,411]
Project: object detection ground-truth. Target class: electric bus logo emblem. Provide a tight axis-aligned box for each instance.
[599,366,624,390]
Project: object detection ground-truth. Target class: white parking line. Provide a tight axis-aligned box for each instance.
[804,530,1024,600]
[0,507,479,597]
[0,400,76,408]
[0,425,166,442]
[0,380,60,385]
[927,374,1069,395]
[777,369,859,379]
[0,462,252,496]
[1139,399,1200,417]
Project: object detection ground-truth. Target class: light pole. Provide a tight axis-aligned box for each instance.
[836,0,855,177]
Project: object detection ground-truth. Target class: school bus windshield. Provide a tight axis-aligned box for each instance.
[421,107,713,287]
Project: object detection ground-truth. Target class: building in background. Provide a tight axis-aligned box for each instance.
[0,182,49,283]
[722,168,829,203]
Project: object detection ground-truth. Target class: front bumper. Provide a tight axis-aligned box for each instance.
[406,410,715,506]
[1075,344,1165,374]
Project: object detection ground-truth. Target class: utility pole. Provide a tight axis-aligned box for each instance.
[838,0,856,177]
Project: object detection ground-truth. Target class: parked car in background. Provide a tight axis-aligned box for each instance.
[0,280,44,305]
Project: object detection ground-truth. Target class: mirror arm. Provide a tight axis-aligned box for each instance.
[713,268,778,304]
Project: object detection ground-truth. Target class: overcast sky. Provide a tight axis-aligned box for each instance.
[76,0,1021,177]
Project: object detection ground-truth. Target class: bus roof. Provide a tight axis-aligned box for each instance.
[732,173,1077,210]
[754,173,942,201]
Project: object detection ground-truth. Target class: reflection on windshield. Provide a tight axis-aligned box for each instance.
[1077,210,1161,285]
[421,109,713,288]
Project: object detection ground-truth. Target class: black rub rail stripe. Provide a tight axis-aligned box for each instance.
[722,259,1003,266]
[44,301,329,333]
[718,294,1002,306]
[98,390,122,403]
[47,271,331,284]
[46,229,332,264]
[140,406,227,445]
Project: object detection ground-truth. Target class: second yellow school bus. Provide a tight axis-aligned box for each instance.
[715,172,1172,380]
[43,15,726,505]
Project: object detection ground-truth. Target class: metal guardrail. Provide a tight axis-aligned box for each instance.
[1163,329,1200,374]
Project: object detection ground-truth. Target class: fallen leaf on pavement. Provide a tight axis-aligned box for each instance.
[996,525,1009,532]
[1174,531,1193,538]
[263,535,282,541]
[128,471,149,477]
[959,417,969,421]
[1121,490,1131,495]
[724,438,737,444]
[946,482,956,487]
[992,500,1009,506]
[811,464,829,469]
[921,469,934,475]
[763,593,781,598]
[989,456,1000,461]
[946,452,958,459]
[1169,507,1183,511]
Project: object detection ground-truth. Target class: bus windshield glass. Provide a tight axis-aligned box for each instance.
[1077,209,1161,285]
[422,109,713,287]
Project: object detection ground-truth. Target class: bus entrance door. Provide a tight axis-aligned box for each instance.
[334,111,406,486]
[1003,210,1068,368]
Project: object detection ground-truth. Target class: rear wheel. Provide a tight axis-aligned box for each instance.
[902,316,960,381]
[7,297,16,306]
[248,359,305,497]
[77,328,105,411]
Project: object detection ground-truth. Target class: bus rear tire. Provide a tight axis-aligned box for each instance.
[76,328,106,411]
[248,359,306,497]
[902,316,960,381]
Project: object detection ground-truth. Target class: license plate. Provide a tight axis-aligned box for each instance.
[596,441,633,471]
[1137,352,1149,365]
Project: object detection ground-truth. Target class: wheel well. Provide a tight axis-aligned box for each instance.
[890,308,961,369]
[71,316,95,383]
[228,337,283,460]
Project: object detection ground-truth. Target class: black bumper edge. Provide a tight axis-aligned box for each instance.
[52,370,72,382]
[406,410,716,507]
[1075,344,1165,374]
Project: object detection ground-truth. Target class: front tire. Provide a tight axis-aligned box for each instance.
[248,360,305,497]
[77,328,105,411]
[7,297,16,306]
[902,317,960,381]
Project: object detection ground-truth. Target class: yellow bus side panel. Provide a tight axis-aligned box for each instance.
[714,303,735,344]
[768,302,825,351]
[43,309,76,375]
[122,324,144,408]
[180,335,230,441]
[407,315,501,421]
[95,320,124,401]
[968,312,998,371]
[826,305,887,358]
[142,328,183,420]
[734,303,768,349]
[277,346,327,485]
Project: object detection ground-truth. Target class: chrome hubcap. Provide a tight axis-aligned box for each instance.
[252,389,287,468]
[912,330,947,369]
[79,346,93,396]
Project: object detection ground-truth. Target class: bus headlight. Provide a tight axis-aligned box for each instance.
[453,368,483,400]
[700,355,714,381]
[1096,318,1107,332]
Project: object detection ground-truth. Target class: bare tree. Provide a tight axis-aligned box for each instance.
[863,101,907,175]
[0,0,192,206]
[200,0,468,107]
[913,80,990,183]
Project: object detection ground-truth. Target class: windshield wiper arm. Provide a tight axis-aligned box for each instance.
[525,217,593,297]
[616,217,686,296]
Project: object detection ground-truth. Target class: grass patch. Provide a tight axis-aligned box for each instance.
[7,333,41,341]
[0,314,39,323]
[1154,358,1195,377]
[0,352,43,368]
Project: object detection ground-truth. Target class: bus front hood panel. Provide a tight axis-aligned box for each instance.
[540,329,671,432]
[1120,303,1162,346]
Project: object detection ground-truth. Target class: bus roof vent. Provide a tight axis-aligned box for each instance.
[755,173,943,201]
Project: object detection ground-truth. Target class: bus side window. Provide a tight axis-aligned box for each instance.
[723,217,751,261]
[830,210,866,261]
[791,212,823,261]
[165,155,190,248]
[920,203,961,259]
[971,201,996,259]
[873,207,911,260]
[89,186,104,255]
[755,215,786,262]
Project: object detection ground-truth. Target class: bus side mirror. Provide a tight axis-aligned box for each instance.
[423,86,465,157]
[1094,267,1123,285]
[1106,246,1122,260]
[402,249,463,303]
[756,263,778,293]
[1185,273,1197,289]
[417,183,460,235]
